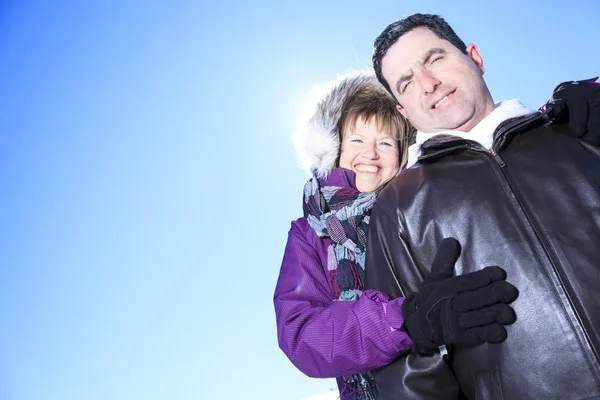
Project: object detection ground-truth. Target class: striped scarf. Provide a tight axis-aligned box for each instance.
[302,168,379,400]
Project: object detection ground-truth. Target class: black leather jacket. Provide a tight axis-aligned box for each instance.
[365,113,600,400]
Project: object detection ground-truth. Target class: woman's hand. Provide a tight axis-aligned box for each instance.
[544,77,600,146]
[401,238,519,354]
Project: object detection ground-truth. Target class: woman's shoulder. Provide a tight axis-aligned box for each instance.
[287,217,328,249]
[288,216,313,238]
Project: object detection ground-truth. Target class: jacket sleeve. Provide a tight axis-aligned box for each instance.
[274,220,413,378]
[364,203,464,400]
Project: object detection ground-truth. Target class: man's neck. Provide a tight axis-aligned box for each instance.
[403,100,536,169]
[429,99,497,134]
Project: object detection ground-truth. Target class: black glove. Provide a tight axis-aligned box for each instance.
[545,77,600,146]
[402,238,518,354]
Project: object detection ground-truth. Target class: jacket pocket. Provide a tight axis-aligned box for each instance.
[474,369,503,400]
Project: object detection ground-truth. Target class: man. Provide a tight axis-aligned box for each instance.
[364,13,600,399]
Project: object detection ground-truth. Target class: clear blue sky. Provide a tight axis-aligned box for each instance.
[1,1,598,399]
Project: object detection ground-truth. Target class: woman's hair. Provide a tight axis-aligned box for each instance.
[337,85,413,168]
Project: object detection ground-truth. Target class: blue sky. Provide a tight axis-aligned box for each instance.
[1,1,599,399]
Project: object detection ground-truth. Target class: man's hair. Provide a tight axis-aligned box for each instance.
[337,85,413,167]
[372,13,468,96]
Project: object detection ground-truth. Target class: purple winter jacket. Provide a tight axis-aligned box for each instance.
[273,169,413,394]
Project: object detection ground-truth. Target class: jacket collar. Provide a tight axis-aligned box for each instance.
[406,100,537,168]
[418,112,549,162]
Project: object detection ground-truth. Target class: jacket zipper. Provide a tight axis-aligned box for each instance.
[488,148,505,167]
[476,139,600,367]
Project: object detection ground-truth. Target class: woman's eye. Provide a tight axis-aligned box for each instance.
[350,139,363,143]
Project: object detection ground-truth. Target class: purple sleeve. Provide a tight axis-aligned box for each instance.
[273,219,413,378]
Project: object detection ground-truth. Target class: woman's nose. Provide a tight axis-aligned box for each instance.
[362,144,379,159]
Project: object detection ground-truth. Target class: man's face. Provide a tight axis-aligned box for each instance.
[381,27,495,133]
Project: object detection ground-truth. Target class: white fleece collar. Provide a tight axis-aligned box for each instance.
[405,99,536,169]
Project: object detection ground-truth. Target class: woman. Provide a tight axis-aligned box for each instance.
[274,71,600,399]
[274,71,415,399]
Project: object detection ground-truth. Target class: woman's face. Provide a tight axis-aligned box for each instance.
[338,116,400,192]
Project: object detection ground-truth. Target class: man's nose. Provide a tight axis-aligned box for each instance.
[418,70,441,94]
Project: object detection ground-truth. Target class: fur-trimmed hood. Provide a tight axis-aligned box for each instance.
[292,70,391,178]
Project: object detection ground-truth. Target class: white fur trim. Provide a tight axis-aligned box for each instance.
[292,70,386,178]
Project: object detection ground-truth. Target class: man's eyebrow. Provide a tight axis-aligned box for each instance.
[394,48,447,94]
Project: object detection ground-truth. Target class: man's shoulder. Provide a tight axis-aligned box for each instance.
[375,169,422,210]
[495,111,547,139]
[382,168,422,193]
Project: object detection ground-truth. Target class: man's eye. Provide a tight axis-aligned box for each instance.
[431,56,443,64]
[350,139,363,143]
[401,81,411,94]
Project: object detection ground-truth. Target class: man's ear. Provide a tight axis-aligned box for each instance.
[466,43,485,75]
[396,104,407,118]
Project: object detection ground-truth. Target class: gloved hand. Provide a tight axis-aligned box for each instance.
[402,238,518,354]
[544,77,600,146]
